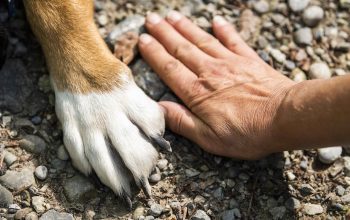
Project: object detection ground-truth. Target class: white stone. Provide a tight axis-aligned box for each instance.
[303,203,323,215]
[318,146,342,164]
[309,62,332,79]
[288,0,309,12]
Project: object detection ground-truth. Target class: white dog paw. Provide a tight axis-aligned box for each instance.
[54,81,170,202]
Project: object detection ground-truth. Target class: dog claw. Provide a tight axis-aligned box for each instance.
[122,194,133,210]
[140,176,152,199]
[153,136,172,152]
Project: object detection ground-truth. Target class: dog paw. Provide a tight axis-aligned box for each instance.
[54,80,170,202]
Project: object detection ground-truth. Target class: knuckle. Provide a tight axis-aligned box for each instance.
[227,39,239,51]
[197,35,218,49]
[163,59,180,73]
[173,43,193,58]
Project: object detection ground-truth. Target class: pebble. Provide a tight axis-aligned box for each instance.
[294,28,313,46]
[31,116,42,125]
[302,6,324,27]
[194,195,206,205]
[156,159,168,170]
[191,209,211,220]
[144,216,155,220]
[309,62,332,79]
[0,185,13,207]
[132,60,167,100]
[221,209,235,220]
[303,203,323,215]
[300,184,315,196]
[50,159,66,171]
[19,135,47,154]
[133,206,145,219]
[0,169,35,191]
[286,171,296,181]
[317,146,342,164]
[253,0,270,14]
[270,49,286,63]
[57,145,69,161]
[149,173,161,183]
[285,197,301,210]
[34,166,48,180]
[340,0,350,9]
[97,13,108,26]
[258,50,270,63]
[4,150,17,166]
[32,196,45,213]
[269,206,286,219]
[8,204,21,214]
[14,207,32,220]
[149,203,163,217]
[336,185,345,196]
[341,194,350,203]
[63,175,97,202]
[284,60,296,71]
[185,168,200,178]
[39,210,74,220]
[212,187,224,199]
[108,15,145,44]
[25,212,38,220]
[229,199,239,209]
[290,68,307,82]
[288,0,309,12]
[343,156,350,177]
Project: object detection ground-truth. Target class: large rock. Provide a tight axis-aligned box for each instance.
[63,175,97,202]
[39,210,74,220]
[0,168,35,191]
[0,184,13,207]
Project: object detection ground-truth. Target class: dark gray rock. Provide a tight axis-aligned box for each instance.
[39,210,74,220]
[132,59,166,100]
[63,175,97,202]
[221,209,235,220]
[0,168,35,191]
[0,184,13,207]
[19,135,47,154]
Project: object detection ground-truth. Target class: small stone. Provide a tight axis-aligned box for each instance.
[19,135,47,154]
[149,203,163,217]
[149,173,161,183]
[97,13,108,26]
[253,0,270,14]
[329,159,344,177]
[288,0,309,12]
[156,159,168,170]
[0,185,13,207]
[285,197,301,210]
[335,69,347,76]
[294,28,313,46]
[14,208,32,220]
[309,62,332,79]
[334,42,350,52]
[341,194,350,203]
[8,204,21,214]
[133,206,145,219]
[57,145,69,161]
[63,175,97,202]
[270,49,286,63]
[108,15,145,44]
[39,210,74,220]
[300,159,308,170]
[32,196,45,213]
[300,184,315,196]
[258,50,270,63]
[34,166,48,180]
[229,199,239,209]
[185,168,200,178]
[286,171,296,181]
[318,146,342,164]
[0,169,35,191]
[25,212,38,220]
[37,75,51,93]
[343,156,350,177]
[336,185,346,196]
[144,216,155,220]
[221,209,235,220]
[194,195,206,205]
[284,60,296,71]
[340,0,350,9]
[191,209,211,220]
[290,68,307,82]
[14,119,35,134]
[303,203,323,215]
[4,151,17,166]
[212,187,224,199]
[50,159,66,171]
[31,116,42,125]
[302,6,324,27]
[269,206,286,220]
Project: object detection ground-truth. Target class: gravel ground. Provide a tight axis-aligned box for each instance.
[0,0,350,219]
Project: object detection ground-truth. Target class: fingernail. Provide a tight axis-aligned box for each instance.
[147,13,162,25]
[213,16,227,26]
[167,10,182,23]
[139,34,152,44]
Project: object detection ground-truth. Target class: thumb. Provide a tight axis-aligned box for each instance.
[159,101,206,144]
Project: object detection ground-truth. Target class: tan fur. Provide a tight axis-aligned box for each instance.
[23,0,130,93]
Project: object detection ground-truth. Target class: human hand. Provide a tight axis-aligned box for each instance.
[138,11,296,159]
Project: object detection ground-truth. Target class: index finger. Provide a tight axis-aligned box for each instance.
[138,33,201,105]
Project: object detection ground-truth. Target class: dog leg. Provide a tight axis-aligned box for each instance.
[23,0,166,201]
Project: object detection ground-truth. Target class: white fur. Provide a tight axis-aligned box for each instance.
[54,81,164,196]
